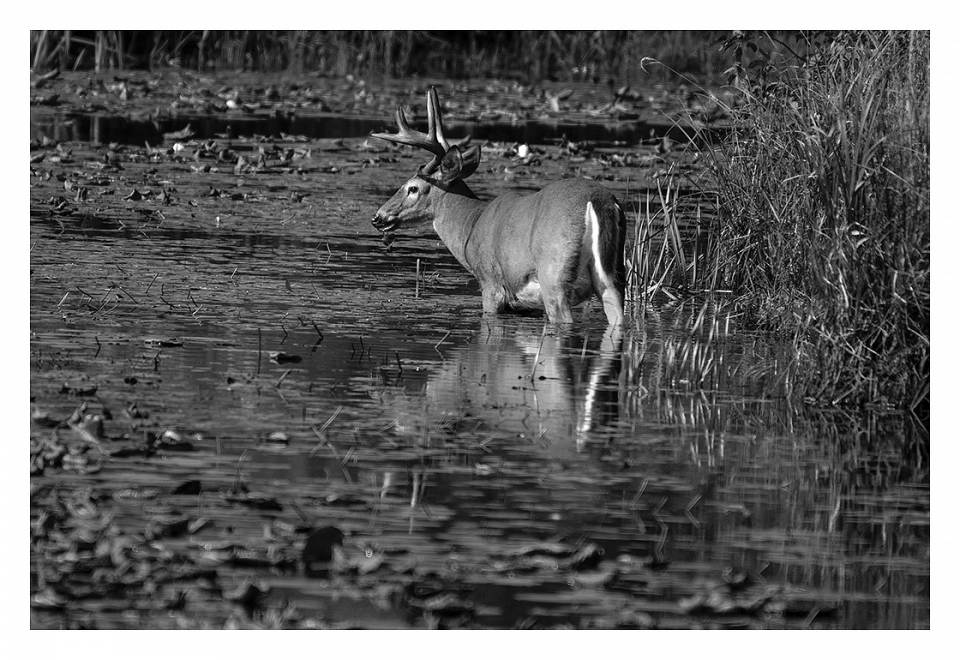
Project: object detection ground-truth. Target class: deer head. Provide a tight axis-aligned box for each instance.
[371,87,482,234]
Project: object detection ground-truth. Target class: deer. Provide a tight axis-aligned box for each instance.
[370,87,626,326]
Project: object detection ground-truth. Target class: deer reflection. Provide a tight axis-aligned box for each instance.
[386,319,624,457]
[377,319,624,509]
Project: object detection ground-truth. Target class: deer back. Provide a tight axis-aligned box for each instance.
[460,179,621,290]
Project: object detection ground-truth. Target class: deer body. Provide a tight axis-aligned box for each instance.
[371,88,625,326]
[431,179,625,323]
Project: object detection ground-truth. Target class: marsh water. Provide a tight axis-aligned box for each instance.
[29,76,929,629]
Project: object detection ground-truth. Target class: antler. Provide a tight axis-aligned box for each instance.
[426,87,451,152]
[371,86,451,166]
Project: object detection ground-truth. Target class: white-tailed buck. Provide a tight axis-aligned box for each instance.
[371,87,626,326]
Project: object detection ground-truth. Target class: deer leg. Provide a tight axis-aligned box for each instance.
[541,283,574,324]
[600,286,624,327]
[589,252,625,327]
[481,286,507,315]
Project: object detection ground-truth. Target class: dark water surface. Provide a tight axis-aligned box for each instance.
[31,110,701,148]
[29,108,928,629]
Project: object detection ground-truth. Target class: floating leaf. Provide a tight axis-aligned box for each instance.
[163,124,195,141]
[60,382,98,396]
[225,492,283,511]
[264,431,290,445]
[269,351,302,364]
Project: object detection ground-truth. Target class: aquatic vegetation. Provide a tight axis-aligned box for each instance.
[640,31,929,413]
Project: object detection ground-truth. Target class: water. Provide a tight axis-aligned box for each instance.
[29,108,928,629]
[31,110,704,148]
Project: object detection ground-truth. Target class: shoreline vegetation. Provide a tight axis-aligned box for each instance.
[709,32,927,414]
[30,30,930,415]
[29,30,730,82]
[629,31,928,416]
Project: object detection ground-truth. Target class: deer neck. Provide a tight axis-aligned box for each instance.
[431,186,486,274]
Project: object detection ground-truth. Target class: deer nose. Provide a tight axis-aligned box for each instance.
[372,214,397,232]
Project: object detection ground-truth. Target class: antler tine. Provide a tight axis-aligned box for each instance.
[427,87,451,151]
[394,104,417,136]
[370,103,446,160]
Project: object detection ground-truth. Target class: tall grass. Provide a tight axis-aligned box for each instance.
[626,168,723,312]
[702,31,929,413]
[29,30,728,82]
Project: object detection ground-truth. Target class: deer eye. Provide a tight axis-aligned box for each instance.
[407,185,419,195]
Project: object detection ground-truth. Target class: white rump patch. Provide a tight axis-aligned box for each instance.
[585,202,614,289]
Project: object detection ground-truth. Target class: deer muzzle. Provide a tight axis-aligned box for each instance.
[371,214,400,233]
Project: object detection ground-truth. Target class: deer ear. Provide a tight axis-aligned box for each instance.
[439,144,482,184]
[439,147,463,184]
[458,144,481,179]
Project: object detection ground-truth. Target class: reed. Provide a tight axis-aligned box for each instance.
[624,31,928,413]
[701,31,929,413]
[625,167,722,313]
